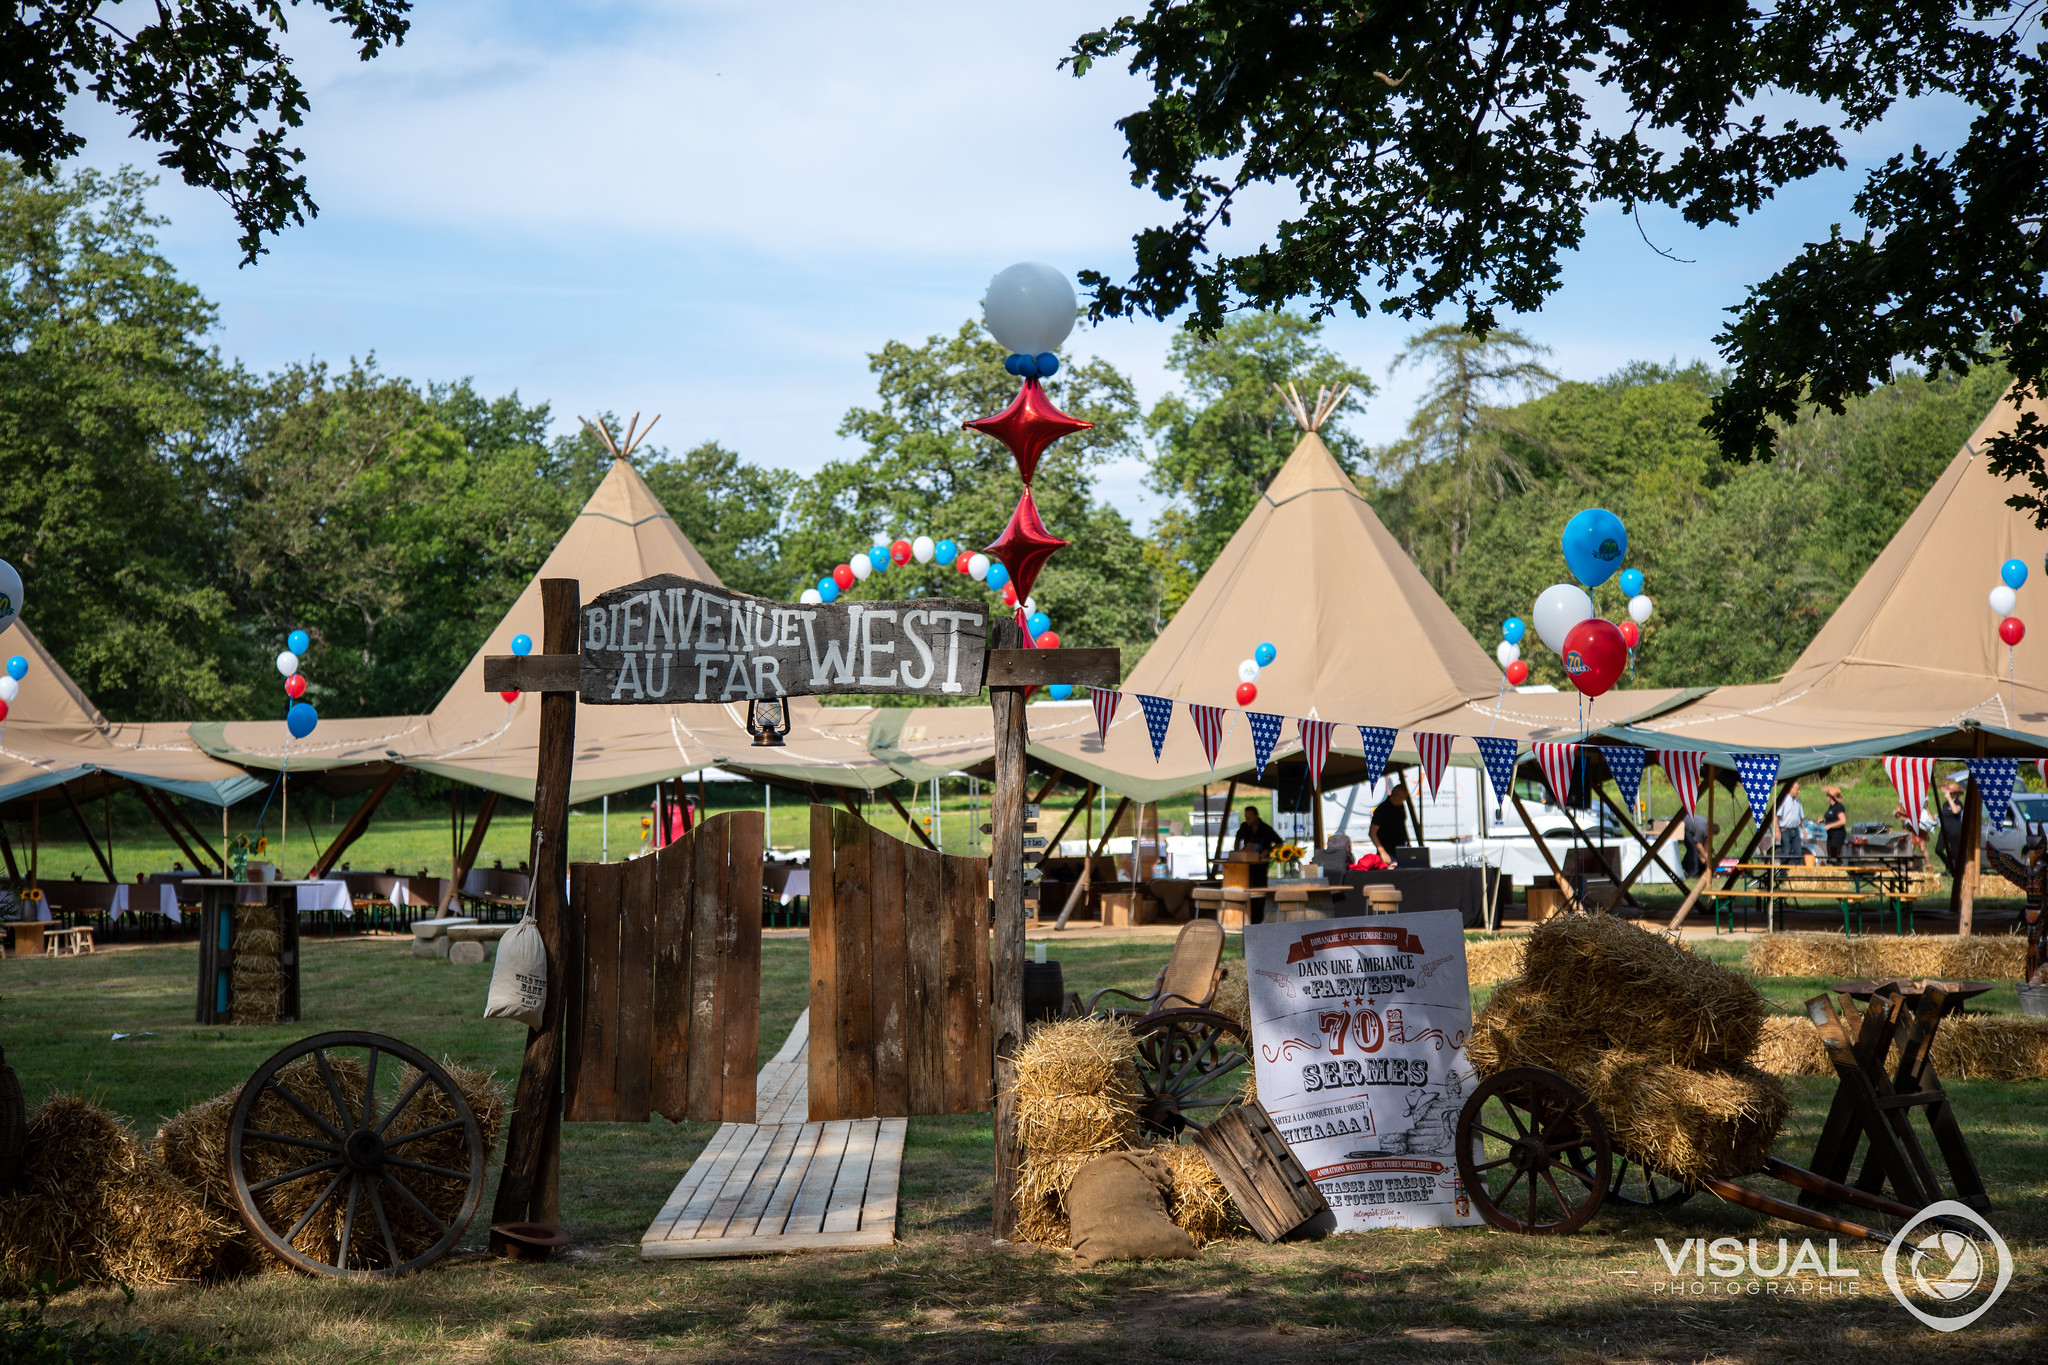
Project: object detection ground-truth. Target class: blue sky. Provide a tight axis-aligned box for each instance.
[75,1,1973,530]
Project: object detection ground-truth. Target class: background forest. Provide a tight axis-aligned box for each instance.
[1,162,2009,723]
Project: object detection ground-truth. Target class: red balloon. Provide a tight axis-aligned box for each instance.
[832,564,856,590]
[2001,616,2025,646]
[1618,619,1640,649]
[1037,631,1061,650]
[0,698,8,723]
[499,689,520,704]
[1001,583,1018,605]
[284,672,308,699]
[1560,617,1628,697]
[1505,660,1530,686]
[1236,681,1257,706]
[956,553,973,574]
[890,538,912,565]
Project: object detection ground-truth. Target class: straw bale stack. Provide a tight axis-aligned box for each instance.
[1518,914,1764,1065]
[0,1095,134,1285]
[1934,1015,2048,1080]
[1150,1143,1245,1246]
[1745,933,2025,982]
[1583,1053,1790,1182]
[103,1149,244,1285]
[1749,1017,1830,1076]
[1465,937,1526,988]
[232,904,283,1026]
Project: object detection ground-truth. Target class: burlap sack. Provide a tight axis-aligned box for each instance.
[1065,1151,1197,1267]
[484,918,546,1029]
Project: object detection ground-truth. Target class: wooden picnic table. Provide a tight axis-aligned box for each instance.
[1709,862,1925,935]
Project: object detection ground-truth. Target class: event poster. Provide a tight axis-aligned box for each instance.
[1242,910,1481,1231]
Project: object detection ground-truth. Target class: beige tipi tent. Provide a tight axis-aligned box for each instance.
[194,449,903,802]
[1603,386,2048,770]
[1026,393,1696,803]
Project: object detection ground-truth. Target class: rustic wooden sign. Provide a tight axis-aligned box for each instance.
[577,574,990,703]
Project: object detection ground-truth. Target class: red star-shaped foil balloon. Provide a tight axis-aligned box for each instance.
[962,378,1092,484]
[985,486,1069,606]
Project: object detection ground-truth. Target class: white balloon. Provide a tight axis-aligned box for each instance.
[0,557,21,636]
[275,650,299,677]
[850,555,873,582]
[1238,658,1261,683]
[982,262,1076,355]
[1532,583,1595,653]
[0,676,16,703]
[912,535,935,564]
[1991,584,2018,616]
[1495,640,1521,668]
[968,552,991,581]
[1629,594,1653,624]
[799,589,822,605]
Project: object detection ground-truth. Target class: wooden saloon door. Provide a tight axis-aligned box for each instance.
[808,805,992,1121]
[565,810,763,1123]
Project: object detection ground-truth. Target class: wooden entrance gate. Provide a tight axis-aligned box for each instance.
[565,810,763,1123]
[808,806,991,1121]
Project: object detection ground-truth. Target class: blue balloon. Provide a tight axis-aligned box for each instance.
[1561,508,1629,588]
[510,633,533,657]
[1617,568,1645,597]
[986,561,1010,591]
[1254,641,1277,667]
[286,702,319,739]
[867,545,890,572]
[2002,558,2028,590]
[817,577,840,603]
[935,538,958,566]
[5,655,25,681]
[1501,617,1526,645]
[1047,684,1074,701]
[1004,353,1027,376]
[1027,611,1051,637]
[286,629,310,656]
[1034,352,1059,377]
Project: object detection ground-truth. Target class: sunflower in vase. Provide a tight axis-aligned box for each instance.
[1271,842,1308,878]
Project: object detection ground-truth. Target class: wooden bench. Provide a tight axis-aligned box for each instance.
[1710,888,1919,936]
[43,926,94,956]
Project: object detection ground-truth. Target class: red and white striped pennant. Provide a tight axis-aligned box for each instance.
[1188,702,1227,769]
[1411,732,1454,798]
[1298,718,1336,788]
[1532,741,1580,807]
[1089,687,1121,743]
[1884,756,1938,829]
[1654,750,1707,816]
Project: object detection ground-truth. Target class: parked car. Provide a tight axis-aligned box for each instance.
[1984,792,2048,863]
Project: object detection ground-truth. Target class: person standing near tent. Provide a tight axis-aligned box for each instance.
[1234,805,1280,857]
[1776,779,1807,860]
[1369,786,1411,864]
[1681,809,1711,880]
[1936,780,1966,880]
[1822,785,1848,864]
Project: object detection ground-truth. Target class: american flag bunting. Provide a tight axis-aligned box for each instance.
[1189,702,1227,769]
[1247,712,1285,780]
[1298,718,1336,788]
[1532,741,1579,808]
[1732,753,1782,820]
[1356,726,1396,784]
[1089,687,1120,744]
[1472,736,1519,807]
[1884,756,1936,830]
[1966,757,2019,830]
[1137,694,1174,762]
[1654,750,1707,816]
[1411,732,1454,798]
[1600,746,1648,812]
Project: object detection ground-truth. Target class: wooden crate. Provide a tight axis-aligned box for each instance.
[1526,886,1567,922]
[1192,1102,1333,1242]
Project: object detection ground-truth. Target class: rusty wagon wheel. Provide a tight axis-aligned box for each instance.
[228,1031,484,1277]
[1456,1066,1609,1235]
[1130,1008,1249,1137]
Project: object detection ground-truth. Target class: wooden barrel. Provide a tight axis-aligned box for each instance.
[1022,961,1065,1022]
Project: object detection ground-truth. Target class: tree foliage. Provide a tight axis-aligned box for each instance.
[1069,2,2048,516]
[0,1,413,261]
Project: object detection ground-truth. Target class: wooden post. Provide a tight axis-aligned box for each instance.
[488,577,578,1245]
[442,790,500,913]
[162,795,223,873]
[1310,765,1325,852]
[58,783,115,880]
[1054,795,1130,930]
[1039,781,1097,854]
[988,619,1028,1242]
[307,767,404,878]
[1400,769,1425,846]
[1959,731,1986,936]
[1211,780,1237,873]
[133,783,207,874]
[1669,785,1757,930]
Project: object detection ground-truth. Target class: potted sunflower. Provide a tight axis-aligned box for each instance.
[1271,841,1307,878]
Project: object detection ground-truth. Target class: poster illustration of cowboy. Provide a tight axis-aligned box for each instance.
[1243,910,1481,1231]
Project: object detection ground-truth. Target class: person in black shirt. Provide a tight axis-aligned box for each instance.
[1936,780,1965,880]
[1369,787,1411,864]
[1233,805,1280,856]
[1822,785,1848,864]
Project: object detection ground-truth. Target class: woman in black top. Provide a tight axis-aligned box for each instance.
[1369,787,1411,863]
[1822,785,1848,864]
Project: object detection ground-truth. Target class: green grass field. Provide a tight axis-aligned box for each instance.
[1,929,2042,1362]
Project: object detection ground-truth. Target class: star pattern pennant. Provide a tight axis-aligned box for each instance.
[1472,736,1519,807]
[1356,726,1396,784]
[1600,746,1648,813]
[1733,752,1782,820]
[1137,694,1174,762]
[1967,757,2019,830]
[1247,712,1284,780]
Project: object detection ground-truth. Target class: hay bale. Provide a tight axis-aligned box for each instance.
[1465,937,1526,987]
[1750,1016,1830,1076]
[231,905,283,1026]
[1518,913,1764,1066]
[1745,932,2026,982]
[1581,1052,1790,1183]
[1012,1018,1139,1159]
[103,1149,242,1285]
[0,1095,133,1285]
[1931,1016,2048,1081]
[1465,979,1600,1079]
[1013,1151,1092,1248]
[1211,968,1249,1034]
[1150,1143,1245,1246]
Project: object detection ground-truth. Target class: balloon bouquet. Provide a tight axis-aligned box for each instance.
[1514,507,1655,700]
[1235,641,1279,706]
[277,629,319,739]
[1992,558,2027,667]
[0,556,23,725]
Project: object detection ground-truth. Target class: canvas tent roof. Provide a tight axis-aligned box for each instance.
[0,618,264,807]
[1025,428,1698,803]
[1600,386,2048,775]
[194,458,902,802]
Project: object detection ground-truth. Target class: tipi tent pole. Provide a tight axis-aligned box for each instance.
[308,767,403,879]
[444,791,500,912]
[58,782,114,880]
[1211,780,1237,873]
[1958,730,1987,935]
[133,784,204,874]
[603,794,609,862]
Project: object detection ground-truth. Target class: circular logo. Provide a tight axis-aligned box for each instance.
[1564,649,1587,674]
[1911,1231,1985,1301]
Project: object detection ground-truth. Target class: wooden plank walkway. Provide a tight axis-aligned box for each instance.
[641,1010,906,1259]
